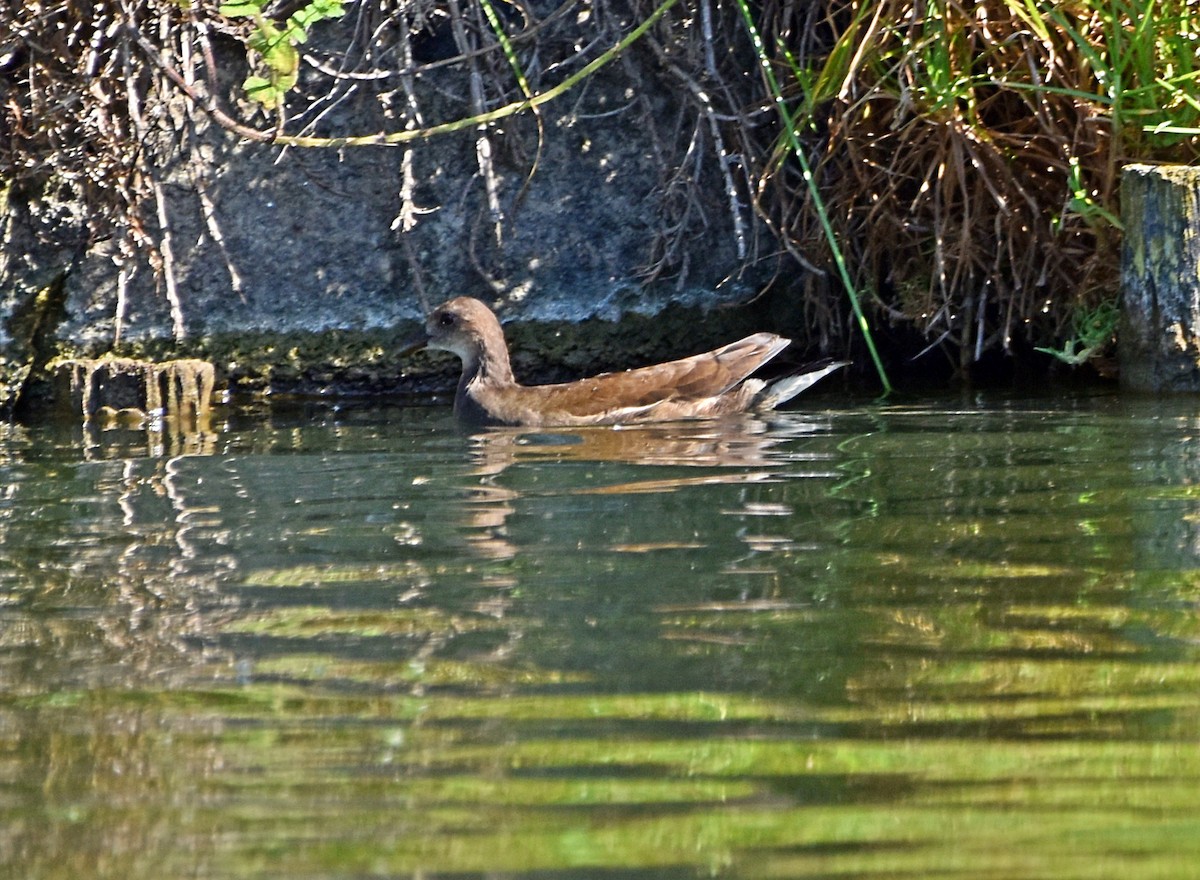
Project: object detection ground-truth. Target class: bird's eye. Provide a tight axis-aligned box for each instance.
[438,312,456,328]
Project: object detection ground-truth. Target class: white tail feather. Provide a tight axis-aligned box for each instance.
[755,361,849,411]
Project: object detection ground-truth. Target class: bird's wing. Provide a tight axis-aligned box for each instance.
[525,333,790,419]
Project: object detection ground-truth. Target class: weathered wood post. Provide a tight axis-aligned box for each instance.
[1120,164,1200,391]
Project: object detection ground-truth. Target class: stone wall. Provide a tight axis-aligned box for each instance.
[2,6,789,409]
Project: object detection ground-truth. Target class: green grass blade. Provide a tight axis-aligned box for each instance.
[478,0,534,100]
[734,0,893,394]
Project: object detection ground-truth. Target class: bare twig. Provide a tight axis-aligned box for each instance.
[449,0,504,247]
[118,4,184,340]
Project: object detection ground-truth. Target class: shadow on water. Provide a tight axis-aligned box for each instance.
[2,394,1200,878]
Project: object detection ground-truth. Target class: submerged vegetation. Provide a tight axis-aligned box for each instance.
[2,0,1198,376]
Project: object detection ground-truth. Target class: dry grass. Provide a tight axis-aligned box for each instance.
[739,0,1200,370]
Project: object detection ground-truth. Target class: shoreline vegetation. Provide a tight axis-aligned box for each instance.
[3,0,1199,403]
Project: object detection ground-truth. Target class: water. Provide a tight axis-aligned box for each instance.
[2,391,1199,878]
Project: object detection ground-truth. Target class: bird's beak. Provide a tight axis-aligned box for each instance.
[399,328,429,358]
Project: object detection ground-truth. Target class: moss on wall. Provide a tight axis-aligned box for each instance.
[22,291,815,408]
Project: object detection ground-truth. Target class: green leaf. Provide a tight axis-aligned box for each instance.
[290,0,345,31]
[282,22,309,45]
[227,0,344,107]
[243,73,294,111]
[247,17,282,55]
[262,39,299,76]
[219,0,267,17]
[242,74,276,99]
[1035,342,1098,366]
[274,69,299,94]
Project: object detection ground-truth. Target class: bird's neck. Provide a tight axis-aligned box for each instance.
[462,334,516,388]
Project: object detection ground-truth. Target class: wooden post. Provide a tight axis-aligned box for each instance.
[1120,164,1200,391]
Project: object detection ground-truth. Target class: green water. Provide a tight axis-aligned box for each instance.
[2,392,1199,878]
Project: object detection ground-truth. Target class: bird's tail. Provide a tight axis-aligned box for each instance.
[755,360,850,411]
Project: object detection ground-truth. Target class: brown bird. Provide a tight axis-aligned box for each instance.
[408,296,847,427]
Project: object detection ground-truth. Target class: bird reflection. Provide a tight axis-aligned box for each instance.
[462,481,519,561]
[457,414,834,560]
[469,414,829,476]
